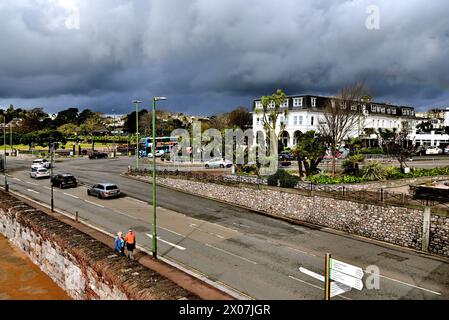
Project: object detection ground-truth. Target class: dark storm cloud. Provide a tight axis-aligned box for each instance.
[1,0,449,115]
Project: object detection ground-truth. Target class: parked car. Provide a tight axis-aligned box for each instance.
[31,159,51,169]
[51,173,78,189]
[89,152,108,159]
[444,146,449,155]
[279,151,293,161]
[87,183,121,199]
[30,167,50,179]
[204,158,233,169]
[161,153,171,161]
[155,150,165,157]
[425,146,443,155]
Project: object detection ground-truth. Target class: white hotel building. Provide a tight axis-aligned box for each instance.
[252,95,417,148]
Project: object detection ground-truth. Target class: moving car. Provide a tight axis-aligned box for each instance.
[425,146,443,155]
[31,159,51,169]
[30,167,50,179]
[444,146,449,155]
[89,152,108,159]
[51,173,78,189]
[204,158,233,169]
[279,151,293,161]
[87,183,121,199]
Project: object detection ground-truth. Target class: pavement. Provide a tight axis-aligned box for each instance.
[2,156,449,300]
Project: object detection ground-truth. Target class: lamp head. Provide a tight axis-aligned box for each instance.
[132,100,142,104]
[154,97,167,102]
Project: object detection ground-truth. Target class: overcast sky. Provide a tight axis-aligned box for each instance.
[0,0,448,116]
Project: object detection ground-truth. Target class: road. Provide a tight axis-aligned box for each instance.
[2,156,449,300]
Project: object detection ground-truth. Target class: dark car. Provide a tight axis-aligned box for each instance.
[87,183,121,199]
[51,173,78,189]
[89,152,108,160]
[279,151,293,161]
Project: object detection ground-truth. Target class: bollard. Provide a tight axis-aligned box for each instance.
[75,211,79,223]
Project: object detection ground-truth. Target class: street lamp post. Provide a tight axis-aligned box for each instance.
[133,100,142,169]
[50,142,55,212]
[3,117,8,192]
[152,96,167,259]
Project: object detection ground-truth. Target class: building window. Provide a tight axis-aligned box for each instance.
[281,99,289,108]
[381,107,385,113]
[256,118,260,126]
[351,105,357,111]
[294,116,298,125]
[311,97,317,108]
[269,101,275,109]
[280,116,284,125]
[298,116,303,125]
[371,105,376,112]
[293,98,303,107]
[387,108,391,114]
[392,109,397,115]
[255,101,262,109]
[311,116,314,126]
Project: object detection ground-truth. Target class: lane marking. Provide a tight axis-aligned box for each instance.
[158,226,185,238]
[27,189,40,194]
[189,224,225,239]
[127,197,148,205]
[145,234,186,251]
[13,178,22,182]
[44,187,51,190]
[375,272,442,296]
[64,193,79,199]
[288,275,352,300]
[26,181,39,186]
[84,200,105,208]
[205,243,258,265]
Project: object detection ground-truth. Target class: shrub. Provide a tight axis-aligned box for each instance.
[362,161,387,181]
[342,155,365,175]
[267,169,299,188]
[359,148,384,155]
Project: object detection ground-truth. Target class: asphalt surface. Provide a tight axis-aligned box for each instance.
[2,156,449,300]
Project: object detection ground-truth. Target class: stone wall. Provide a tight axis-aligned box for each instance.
[140,176,449,257]
[0,190,197,300]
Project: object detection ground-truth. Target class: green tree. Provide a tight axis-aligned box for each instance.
[292,131,327,177]
[228,107,252,130]
[57,123,80,137]
[53,108,79,127]
[82,113,106,150]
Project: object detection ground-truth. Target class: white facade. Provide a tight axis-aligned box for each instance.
[253,102,416,148]
[445,108,449,127]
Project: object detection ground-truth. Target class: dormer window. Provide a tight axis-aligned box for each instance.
[269,101,275,109]
[293,98,303,108]
[255,101,262,109]
[281,99,289,108]
[311,97,317,108]
[371,105,376,112]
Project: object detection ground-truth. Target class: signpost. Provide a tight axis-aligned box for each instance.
[299,253,365,300]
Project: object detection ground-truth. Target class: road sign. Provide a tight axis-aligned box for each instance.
[330,281,352,297]
[299,267,325,282]
[330,258,364,279]
[330,269,364,291]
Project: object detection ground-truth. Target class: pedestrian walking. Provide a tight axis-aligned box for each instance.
[124,228,136,260]
[114,231,125,256]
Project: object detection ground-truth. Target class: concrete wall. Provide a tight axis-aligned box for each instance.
[0,190,197,300]
[153,176,449,258]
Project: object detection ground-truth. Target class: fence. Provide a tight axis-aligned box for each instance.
[128,168,448,211]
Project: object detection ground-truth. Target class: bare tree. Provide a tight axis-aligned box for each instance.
[381,123,416,171]
[318,82,367,175]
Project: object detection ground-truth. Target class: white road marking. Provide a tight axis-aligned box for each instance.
[127,197,148,205]
[145,234,186,251]
[44,186,51,190]
[288,275,352,300]
[205,243,258,265]
[27,189,40,194]
[84,200,105,208]
[64,193,79,199]
[26,181,38,186]
[376,272,442,296]
[13,178,22,181]
[189,224,225,239]
[285,245,318,257]
[158,226,185,238]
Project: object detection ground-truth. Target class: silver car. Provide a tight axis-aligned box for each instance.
[30,167,51,179]
[87,183,121,199]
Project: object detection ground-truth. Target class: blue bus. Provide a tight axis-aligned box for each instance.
[139,136,178,157]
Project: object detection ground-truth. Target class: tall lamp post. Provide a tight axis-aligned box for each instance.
[151,96,167,259]
[132,100,142,169]
[2,116,8,192]
[50,142,55,212]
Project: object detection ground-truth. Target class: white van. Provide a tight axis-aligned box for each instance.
[31,159,51,169]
